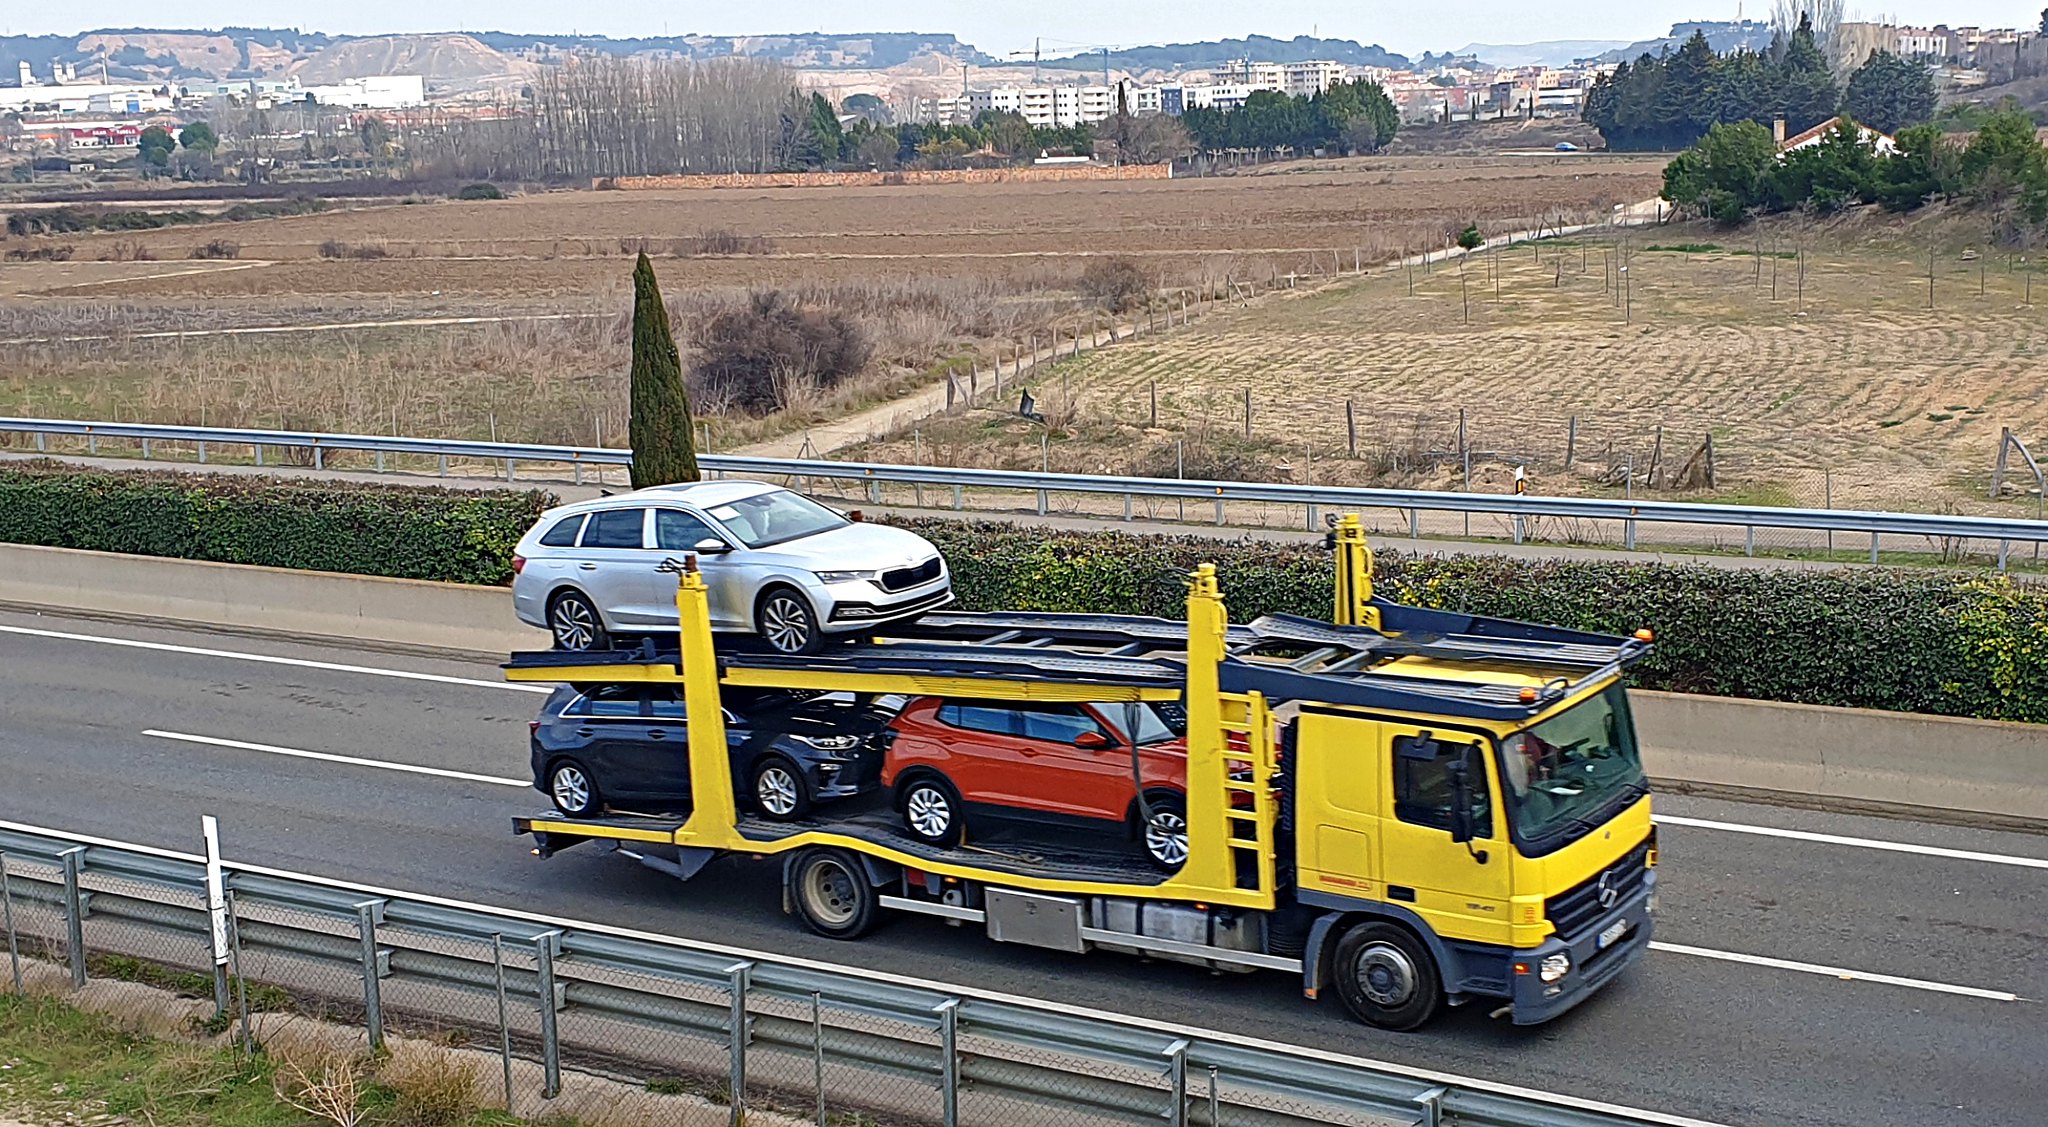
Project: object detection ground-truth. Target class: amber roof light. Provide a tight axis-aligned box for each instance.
[1634,628,1655,643]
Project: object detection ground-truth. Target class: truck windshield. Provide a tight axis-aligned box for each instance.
[1497,685,1646,849]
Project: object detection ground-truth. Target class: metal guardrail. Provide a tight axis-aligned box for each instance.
[0,819,1726,1127]
[6,416,2046,568]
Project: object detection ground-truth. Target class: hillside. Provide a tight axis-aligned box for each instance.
[1040,34,1407,74]
[1452,40,1630,66]
[290,35,529,84]
[1594,20,1776,63]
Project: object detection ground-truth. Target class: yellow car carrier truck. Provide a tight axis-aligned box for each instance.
[508,517,1658,1030]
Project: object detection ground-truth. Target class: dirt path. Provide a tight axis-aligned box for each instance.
[733,197,1668,460]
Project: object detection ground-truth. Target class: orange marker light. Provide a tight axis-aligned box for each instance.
[1634,628,1655,642]
[1518,687,1538,704]
[1513,962,1532,976]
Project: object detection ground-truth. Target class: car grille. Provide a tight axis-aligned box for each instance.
[1545,838,1651,937]
[879,557,943,593]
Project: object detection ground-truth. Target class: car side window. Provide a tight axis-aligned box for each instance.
[1019,704,1103,745]
[654,509,720,551]
[566,685,644,719]
[937,701,1020,736]
[1392,735,1492,837]
[582,509,647,549]
[538,515,586,547]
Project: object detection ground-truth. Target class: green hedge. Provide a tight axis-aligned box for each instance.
[0,461,554,585]
[893,519,2048,724]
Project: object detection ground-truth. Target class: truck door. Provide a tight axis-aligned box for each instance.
[1379,726,1514,948]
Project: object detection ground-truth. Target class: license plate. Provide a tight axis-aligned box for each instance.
[1598,920,1628,949]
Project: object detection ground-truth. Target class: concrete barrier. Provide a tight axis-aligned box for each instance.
[0,543,532,657]
[1,544,2041,826]
[1633,690,2048,828]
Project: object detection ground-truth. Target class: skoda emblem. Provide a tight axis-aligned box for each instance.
[1596,871,1619,909]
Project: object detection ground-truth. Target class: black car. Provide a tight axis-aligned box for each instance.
[530,685,897,820]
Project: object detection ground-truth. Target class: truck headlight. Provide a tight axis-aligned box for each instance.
[1540,952,1571,983]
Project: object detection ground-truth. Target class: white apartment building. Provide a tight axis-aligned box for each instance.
[1895,27,1949,57]
[963,83,1117,127]
[1283,60,1350,96]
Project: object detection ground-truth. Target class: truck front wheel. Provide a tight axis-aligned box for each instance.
[789,848,880,940]
[1330,921,1443,1031]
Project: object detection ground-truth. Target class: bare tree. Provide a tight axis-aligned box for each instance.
[1772,0,1845,51]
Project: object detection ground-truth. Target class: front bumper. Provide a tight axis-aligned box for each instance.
[806,750,884,801]
[1510,870,1656,1025]
[822,584,955,631]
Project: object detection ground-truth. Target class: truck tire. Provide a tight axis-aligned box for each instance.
[789,848,879,939]
[1330,921,1443,1031]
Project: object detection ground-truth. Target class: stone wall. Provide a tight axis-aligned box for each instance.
[594,164,1174,191]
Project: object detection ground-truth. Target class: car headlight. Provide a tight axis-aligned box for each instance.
[796,734,862,752]
[815,569,880,584]
[1539,952,1571,983]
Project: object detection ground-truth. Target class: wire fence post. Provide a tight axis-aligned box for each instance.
[225,888,252,1054]
[811,991,825,1127]
[492,934,513,1114]
[354,900,387,1051]
[935,998,960,1127]
[534,931,562,1099]
[58,846,86,989]
[0,851,21,995]
[1208,1064,1221,1127]
[727,961,754,1127]
[1164,1039,1190,1127]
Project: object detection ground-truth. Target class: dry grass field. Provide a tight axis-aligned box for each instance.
[0,156,1664,451]
[847,226,2048,516]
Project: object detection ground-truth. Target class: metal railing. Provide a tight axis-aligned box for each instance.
[0,818,1724,1127]
[6,416,2046,569]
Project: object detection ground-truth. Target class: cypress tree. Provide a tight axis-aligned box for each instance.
[627,252,700,488]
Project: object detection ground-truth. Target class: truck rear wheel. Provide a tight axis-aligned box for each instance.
[789,848,879,940]
[1330,921,1443,1031]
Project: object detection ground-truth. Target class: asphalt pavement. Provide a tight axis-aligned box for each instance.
[1,607,2043,1127]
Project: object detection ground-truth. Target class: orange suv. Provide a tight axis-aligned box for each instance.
[882,697,1203,868]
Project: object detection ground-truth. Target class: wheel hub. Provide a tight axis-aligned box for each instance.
[758,766,799,816]
[1356,942,1418,1007]
[1144,810,1188,866]
[906,787,952,839]
[551,766,590,812]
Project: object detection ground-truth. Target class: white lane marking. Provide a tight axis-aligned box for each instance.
[1650,942,2019,1002]
[137,729,2028,1007]
[0,623,549,694]
[1656,814,2048,871]
[145,730,529,788]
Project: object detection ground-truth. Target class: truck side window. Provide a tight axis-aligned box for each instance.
[1392,736,1492,837]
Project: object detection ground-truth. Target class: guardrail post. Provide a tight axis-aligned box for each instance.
[1213,498,1224,526]
[1870,531,1880,564]
[354,900,387,1051]
[867,480,881,505]
[1307,503,1318,531]
[952,484,963,510]
[1512,514,1524,544]
[1410,509,1418,540]
[1037,489,1047,516]
[934,999,959,1127]
[1412,1085,1447,1127]
[253,444,264,467]
[506,458,516,482]
[87,433,97,455]
[1163,1039,1189,1127]
[1207,1064,1220,1127]
[726,961,753,1127]
[533,931,562,1098]
[492,935,513,1114]
[225,888,252,1053]
[811,991,825,1127]
[59,847,86,989]
[1999,540,2009,572]
[34,431,45,452]
[1745,526,1755,557]
[1625,516,1637,551]
[0,851,21,995]
[141,438,151,459]
[313,446,324,471]
[1124,494,1133,521]
[438,455,448,477]
[376,450,386,473]
[197,441,207,464]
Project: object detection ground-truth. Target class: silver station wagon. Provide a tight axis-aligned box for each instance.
[511,481,952,654]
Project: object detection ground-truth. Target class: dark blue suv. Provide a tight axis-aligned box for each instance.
[530,685,897,820]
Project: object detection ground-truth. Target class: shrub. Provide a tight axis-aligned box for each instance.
[1079,256,1150,312]
[3,244,73,261]
[690,289,872,414]
[378,1048,480,1127]
[0,461,552,585]
[454,182,505,200]
[319,239,388,260]
[190,238,241,259]
[887,519,2048,723]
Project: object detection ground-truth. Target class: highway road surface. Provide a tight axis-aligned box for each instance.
[1,608,2042,1127]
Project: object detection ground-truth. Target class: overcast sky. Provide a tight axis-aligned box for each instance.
[3,2,2038,57]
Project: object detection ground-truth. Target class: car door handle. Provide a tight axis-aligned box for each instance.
[576,727,594,737]
[578,563,598,571]
[648,729,667,740]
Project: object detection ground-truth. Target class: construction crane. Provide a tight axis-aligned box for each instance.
[1007,37,1128,88]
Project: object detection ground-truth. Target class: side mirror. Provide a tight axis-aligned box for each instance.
[693,537,733,554]
[1446,756,1476,844]
[1074,730,1111,750]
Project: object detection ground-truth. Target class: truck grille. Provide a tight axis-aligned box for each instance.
[879,557,943,592]
[1545,839,1650,937]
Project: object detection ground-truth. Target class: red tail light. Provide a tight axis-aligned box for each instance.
[529,720,540,735]
[512,555,527,574]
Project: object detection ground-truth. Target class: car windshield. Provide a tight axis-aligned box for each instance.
[705,489,847,549]
[1497,684,1646,847]
[1097,701,1180,745]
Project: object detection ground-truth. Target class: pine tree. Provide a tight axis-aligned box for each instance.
[628,253,700,489]
[1776,14,1840,134]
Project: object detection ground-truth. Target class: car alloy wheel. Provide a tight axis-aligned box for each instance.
[549,594,602,651]
[1143,806,1189,867]
[756,763,803,818]
[758,590,815,654]
[550,763,594,816]
[904,782,954,843]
